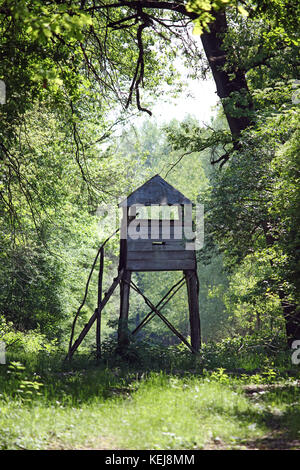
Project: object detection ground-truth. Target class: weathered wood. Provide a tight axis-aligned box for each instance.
[68,175,201,359]
[126,224,191,240]
[66,229,120,361]
[119,174,193,207]
[126,259,196,271]
[185,270,201,352]
[131,277,186,336]
[127,251,195,261]
[118,270,131,349]
[67,269,123,359]
[129,280,197,354]
[127,239,186,251]
[96,247,104,360]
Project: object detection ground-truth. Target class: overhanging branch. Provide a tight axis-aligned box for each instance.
[85,1,197,19]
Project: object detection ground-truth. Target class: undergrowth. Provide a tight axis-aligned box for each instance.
[0,334,299,450]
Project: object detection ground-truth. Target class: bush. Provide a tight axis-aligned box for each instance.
[199,332,289,370]
[0,315,58,354]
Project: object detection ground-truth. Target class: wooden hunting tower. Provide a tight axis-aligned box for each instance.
[118,175,201,352]
[67,174,201,361]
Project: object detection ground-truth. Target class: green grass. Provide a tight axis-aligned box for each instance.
[0,369,266,450]
[0,346,299,450]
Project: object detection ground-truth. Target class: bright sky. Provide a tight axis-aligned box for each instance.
[151,77,219,124]
[114,47,220,130]
[141,45,220,125]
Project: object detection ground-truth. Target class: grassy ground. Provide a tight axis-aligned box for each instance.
[0,342,299,450]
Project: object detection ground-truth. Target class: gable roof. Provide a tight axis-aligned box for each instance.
[119,174,193,207]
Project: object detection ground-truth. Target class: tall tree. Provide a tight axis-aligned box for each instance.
[81,0,299,162]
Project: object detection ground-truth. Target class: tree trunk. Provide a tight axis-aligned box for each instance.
[106,4,254,140]
[200,10,300,345]
[200,10,253,138]
[278,290,300,348]
[262,221,300,347]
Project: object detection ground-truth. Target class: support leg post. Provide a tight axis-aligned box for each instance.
[96,247,104,360]
[118,270,131,350]
[185,270,201,352]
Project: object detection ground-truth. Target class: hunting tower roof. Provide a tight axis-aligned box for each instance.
[119,174,193,207]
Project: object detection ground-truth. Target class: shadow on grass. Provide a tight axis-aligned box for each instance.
[242,384,300,449]
[1,345,197,407]
[1,341,299,451]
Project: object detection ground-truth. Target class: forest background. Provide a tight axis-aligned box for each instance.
[0,0,299,362]
[0,0,300,451]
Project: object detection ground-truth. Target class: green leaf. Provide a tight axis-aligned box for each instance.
[237,5,249,17]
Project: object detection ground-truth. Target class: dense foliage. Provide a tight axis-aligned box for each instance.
[0,1,299,453]
[0,0,299,356]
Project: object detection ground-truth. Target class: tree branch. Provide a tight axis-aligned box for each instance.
[85,1,197,19]
[125,18,152,115]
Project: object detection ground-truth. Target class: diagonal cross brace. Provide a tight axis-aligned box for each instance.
[66,269,124,360]
[127,279,198,354]
[131,277,186,336]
